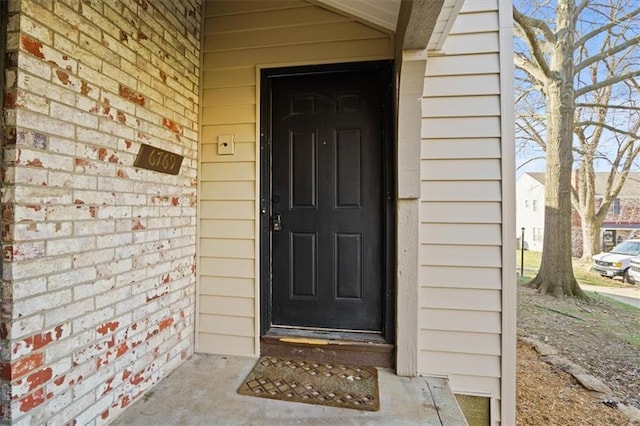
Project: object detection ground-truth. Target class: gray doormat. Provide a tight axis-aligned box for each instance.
[237,356,380,411]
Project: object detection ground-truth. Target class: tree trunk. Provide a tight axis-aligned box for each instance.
[575,164,603,261]
[581,217,602,260]
[528,0,586,299]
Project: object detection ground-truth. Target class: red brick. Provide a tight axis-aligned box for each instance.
[96,321,119,336]
[19,388,45,412]
[11,353,44,380]
[20,35,45,59]
[26,368,53,391]
[118,84,145,107]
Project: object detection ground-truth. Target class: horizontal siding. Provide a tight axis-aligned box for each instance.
[418,351,501,378]
[200,181,255,200]
[200,219,254,239]
[204,1,307,17]
[460,0,499,13]
[442,32,499,55]
[202,105,255,125]
[419,1,504,409]
[424,74,500,97]
[422,96,500,118]
[420,330,501,356]
[197,0,393,357]
[199,258,254,278]
[421,117,501,138]
[419,266,502,289]
[202,67,256,89]
[201,143,256,163]
[202,86,256,106]
[200,238,255,258]
[421,159,501,180]
[198,333,254,357]
[200,295,254,317]
[199,314,255,337]
[421,138,501,159]
[449,12,499,35]
[201,124,256,144]
[420,202,501,223]
[420,308,501,333]
[425,53,499,77]
[420,223,502,245]
[421,245,501,268]
[205,21,386,52]
[199,276,255,298]
[200,162,255,181]
[203,39,392,69]
[200,201,255,220]
[420,288,501,311]
[203,5,348,34]
[421,181,501,201]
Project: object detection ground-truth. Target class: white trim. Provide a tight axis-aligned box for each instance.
[194,0,207,354]
[431,0,465,51]
[402,49,428,62]
[254,68,262,357]
[498,0,516,424]
[396,50,428,376]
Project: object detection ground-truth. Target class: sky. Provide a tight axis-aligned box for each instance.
[513,0,640,179]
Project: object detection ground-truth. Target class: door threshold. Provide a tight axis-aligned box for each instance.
[266,327,386,344]
[261,328,394,368]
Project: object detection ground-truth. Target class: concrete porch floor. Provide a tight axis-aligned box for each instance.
[112,353,468,425]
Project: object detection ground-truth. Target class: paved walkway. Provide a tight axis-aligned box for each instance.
[112,353,467,425]
[580,284,640,308]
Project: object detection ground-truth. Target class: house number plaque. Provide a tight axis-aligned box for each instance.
[133,144,183,175]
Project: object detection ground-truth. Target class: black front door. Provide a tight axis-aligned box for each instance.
[263,64,391,333]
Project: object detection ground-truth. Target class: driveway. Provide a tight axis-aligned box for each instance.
[580,284,640,308]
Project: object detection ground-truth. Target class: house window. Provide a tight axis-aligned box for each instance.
[532,200,538,212]
[533,227,543,242]
[524,200,529,208]
[608,198,621,215]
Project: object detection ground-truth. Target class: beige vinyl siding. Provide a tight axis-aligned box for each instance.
[419,0,504,420]
[198,0,393,356]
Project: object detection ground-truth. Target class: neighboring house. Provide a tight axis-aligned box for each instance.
[517,171,640,256]
[0,1,515,425]
[516,173,545,251]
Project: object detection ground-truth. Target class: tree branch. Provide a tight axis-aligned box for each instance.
[576,69,640,97]
[575,5,640,49]
[513,6,553,79]
[516,156,545,171]
[575,121,640,139]
[575,34,640,73]
[514,54,548,85]
[576,103,640,111]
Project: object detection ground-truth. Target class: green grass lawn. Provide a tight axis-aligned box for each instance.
[516,250,626,288]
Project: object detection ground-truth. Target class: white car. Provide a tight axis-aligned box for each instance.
[627,256,640,285]
[592,239,640,283]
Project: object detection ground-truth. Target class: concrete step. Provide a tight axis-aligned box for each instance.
[261,332,394,368]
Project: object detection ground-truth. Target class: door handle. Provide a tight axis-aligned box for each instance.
[272,212,282,232]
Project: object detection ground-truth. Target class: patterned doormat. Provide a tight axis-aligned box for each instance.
[237,356,380,411]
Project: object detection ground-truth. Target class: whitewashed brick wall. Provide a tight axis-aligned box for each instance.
[1,0,201,423]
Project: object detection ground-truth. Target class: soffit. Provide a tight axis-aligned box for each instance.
[313,0,463,49]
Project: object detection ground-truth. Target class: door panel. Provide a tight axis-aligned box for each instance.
[268,68,386,332]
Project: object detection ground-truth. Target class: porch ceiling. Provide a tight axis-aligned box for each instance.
[312,0,463,49]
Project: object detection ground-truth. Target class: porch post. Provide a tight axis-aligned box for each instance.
[395,0,444,377]
[395,50,426,377]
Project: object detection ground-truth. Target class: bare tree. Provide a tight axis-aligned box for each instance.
[514,0,640,297]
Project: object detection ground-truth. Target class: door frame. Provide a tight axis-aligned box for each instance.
[259,61,396,344]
